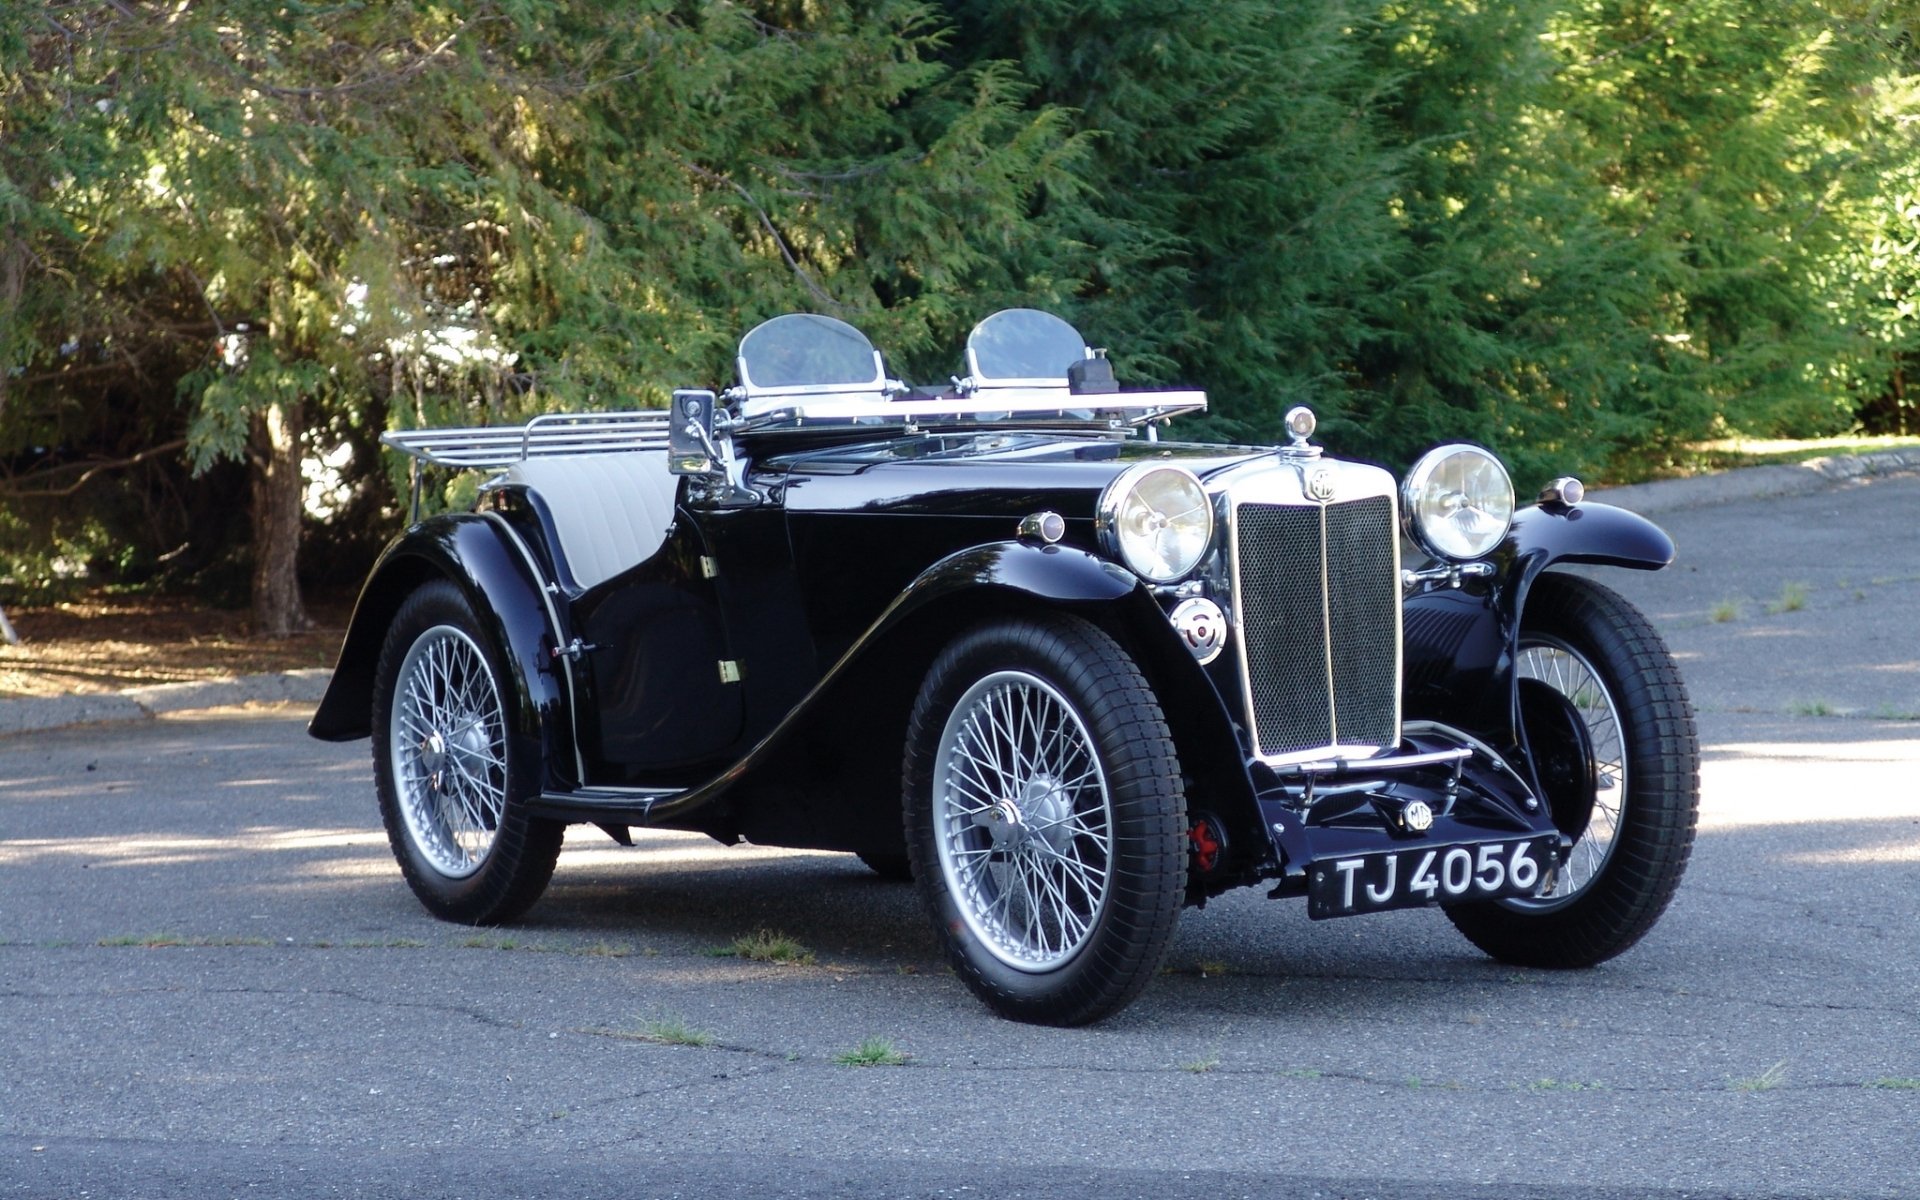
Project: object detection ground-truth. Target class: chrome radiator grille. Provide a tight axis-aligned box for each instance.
[1232,494,1400,759]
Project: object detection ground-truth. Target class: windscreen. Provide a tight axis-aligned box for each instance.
[738,314,882,389]
[967,309,1088,381]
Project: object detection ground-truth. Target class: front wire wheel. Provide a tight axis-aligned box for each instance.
[372,581,564,924]
[1447,573,1699,967]
[905,615,1185,1025]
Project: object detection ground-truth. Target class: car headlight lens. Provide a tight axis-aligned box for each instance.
[1098,464,1213,583]
[1402,444,1514,561]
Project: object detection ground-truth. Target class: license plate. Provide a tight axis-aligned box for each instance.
[1307,836,1555,919]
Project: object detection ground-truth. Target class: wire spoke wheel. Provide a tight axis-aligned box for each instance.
[391,625,509,879]
[934,671,1114,970]
[1446,573,1698,969]
[1513,637,1625,907]
[372,580,563,925]
[905,615,1185,1025]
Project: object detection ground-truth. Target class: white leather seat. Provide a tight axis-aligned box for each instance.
[498,451,679,590]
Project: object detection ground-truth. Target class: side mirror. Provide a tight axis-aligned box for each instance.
[670,389,722,475]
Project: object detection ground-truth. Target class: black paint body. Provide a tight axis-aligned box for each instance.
[311,429,1675,900]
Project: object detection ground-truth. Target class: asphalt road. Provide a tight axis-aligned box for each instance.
[4,472,1918,1199]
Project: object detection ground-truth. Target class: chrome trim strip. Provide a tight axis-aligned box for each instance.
[479,511,588,785]
[1219,457,1403,766]
[1270,746,1472,778]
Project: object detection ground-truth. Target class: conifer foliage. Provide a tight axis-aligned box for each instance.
[2,1,1917,617]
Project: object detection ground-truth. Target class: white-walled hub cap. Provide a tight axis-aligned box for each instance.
[1097,464,1213,583]
[1402,444,1515,562]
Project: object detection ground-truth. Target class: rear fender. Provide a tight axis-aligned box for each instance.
[307,514,580,787]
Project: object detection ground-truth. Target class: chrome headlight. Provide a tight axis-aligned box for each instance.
[1097,463,1213,583]
[1402,444,1514,561]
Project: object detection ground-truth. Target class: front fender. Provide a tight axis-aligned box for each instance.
[307,514,577,786]
[1405,501,1675,746]
[1498,501,1674,628]
[893,539,1140,615]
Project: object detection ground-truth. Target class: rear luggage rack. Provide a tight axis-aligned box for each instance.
[381,410,673,470]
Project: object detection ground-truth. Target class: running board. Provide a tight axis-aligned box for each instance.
[531,786,683,822]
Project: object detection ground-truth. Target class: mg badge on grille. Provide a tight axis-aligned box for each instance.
[1170,597,1227,665]
[1307,467,1336,502]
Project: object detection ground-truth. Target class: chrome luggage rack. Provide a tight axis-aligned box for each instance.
[381,410,673,470]
[382,410,673,521]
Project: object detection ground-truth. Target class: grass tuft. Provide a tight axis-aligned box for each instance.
[708,928,815,965]
[1766,581,1809,615]
[835,1036,909,1067]
[1864,1077,1920,1090]
[1732,1060,1790,1092]
[1709,599,1741,623]
[629,1014,717,1047]
[97,933,270,948]
[1181,1050,1223,1074]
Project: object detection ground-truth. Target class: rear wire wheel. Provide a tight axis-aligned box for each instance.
[904,615,1186,1025]
[372,580,563,924]
[1447,573,1698,967]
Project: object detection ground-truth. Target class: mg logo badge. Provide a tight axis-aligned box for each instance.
[1307,468,1336,502]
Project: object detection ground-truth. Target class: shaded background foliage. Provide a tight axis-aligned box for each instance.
[2,0,1917,626]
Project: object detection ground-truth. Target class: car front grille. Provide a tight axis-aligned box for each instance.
[1232,494,1400,759]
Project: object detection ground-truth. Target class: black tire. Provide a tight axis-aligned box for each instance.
[371,580,564,924]
[903,614,1186,1025]
[1447,573,1698,967]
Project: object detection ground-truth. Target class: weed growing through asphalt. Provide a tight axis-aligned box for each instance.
[97,933,271,948]
[629,1015,717,1047]
[1710,599,1741,623]
[835,1037,909,1067]
[708,929,815,965]
[1181,1050,1223,1074]
[1864,1077,1920,1090]
[1766,581,1809,614]
[578,941,635,958]
[1732,1061,1790,1092]
[1528,1078,1606,1092]
[1789,699,1837,717]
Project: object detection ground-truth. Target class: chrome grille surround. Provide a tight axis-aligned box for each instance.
[1215,458,1402,766]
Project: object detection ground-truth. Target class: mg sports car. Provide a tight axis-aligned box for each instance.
[310,308,1699,1025]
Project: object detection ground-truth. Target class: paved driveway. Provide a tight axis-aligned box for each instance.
[3,472,1917,1199]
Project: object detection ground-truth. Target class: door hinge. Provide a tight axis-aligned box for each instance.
[551,638,598,662]
[700,556,719,579]
[717,660,743,684]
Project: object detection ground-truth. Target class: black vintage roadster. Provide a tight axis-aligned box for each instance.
[310,308,1698,1025]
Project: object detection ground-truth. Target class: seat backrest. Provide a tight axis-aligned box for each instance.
[498,451,679,590]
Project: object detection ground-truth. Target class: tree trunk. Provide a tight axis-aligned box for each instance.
[249,399,313,637]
